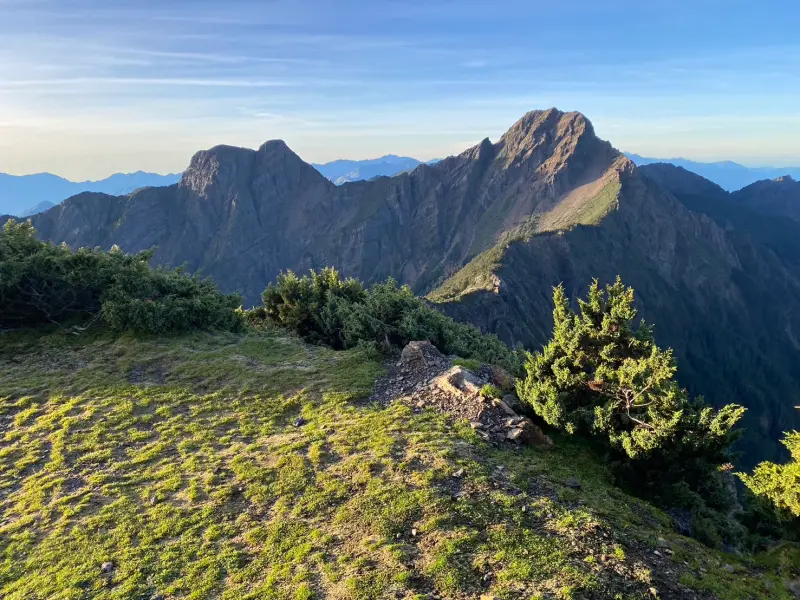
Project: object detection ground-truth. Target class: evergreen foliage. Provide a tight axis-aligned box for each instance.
[516,278,746,542]
[0,219,242,334]
[257,267,521,371]
[738,431,800,520]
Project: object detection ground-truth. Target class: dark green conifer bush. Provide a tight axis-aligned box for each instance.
[259,268,520,371]
[516,278,747,544]
[738,431,800,520]
[0,220,242,333]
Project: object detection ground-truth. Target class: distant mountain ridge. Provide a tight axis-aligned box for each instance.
[312,154,429,184]
[625,152,800,192]
[0,170,182,216]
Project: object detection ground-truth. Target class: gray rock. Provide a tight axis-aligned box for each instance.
[565,476,582,489]
[502,393,522,412]
[400,342,424,366]
[100,561,114,574]
[434,366,483,397]
[504,418,554,449]
[491,397,517,416]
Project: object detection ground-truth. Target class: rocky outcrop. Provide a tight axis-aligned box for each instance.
[372,342,553,450]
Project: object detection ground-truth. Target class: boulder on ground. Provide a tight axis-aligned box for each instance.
[400,340,441,368]
[489,364,516,391]
[506,417,554,449]
[492,397,517,416]
[434,366,484,397]
[502,393,523,413]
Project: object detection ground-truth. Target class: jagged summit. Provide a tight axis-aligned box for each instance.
[257,139,292,154]
[494,109,618,181]
[180,138,328,198]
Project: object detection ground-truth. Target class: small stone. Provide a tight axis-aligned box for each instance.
[501,391,520,408]
[452,468,465,478]
[565,476,581,489]
[664,548,674,555]
[293,417,306,427]
[411,528,418,536]
[491,397,517,416]
[469,421,483,430]
[723,564,735,573]
[653,550,662,557]
[100,561,114,574]
[506,427,525,443]
[649,587,658,597]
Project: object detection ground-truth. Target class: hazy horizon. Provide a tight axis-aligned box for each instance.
[4,144,800,183]
[2,0,800,180]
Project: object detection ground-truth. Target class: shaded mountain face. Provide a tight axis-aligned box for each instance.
[17,108,800,466]
[626,153,800,192]
[731,175,800,221]
[313,155,423,185]
[639,164,800,266]
[0,171,182,217]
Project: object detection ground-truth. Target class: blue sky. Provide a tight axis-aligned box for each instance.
[1,0,799,179]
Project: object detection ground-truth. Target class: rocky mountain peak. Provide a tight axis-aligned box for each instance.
[495,109,610,176]
[179,144,256,196]
[178,139,328,199]
[774,174,796,184]
[257,139,290,155]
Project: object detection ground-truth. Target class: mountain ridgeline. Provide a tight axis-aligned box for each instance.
[12,108,800,467]
[0,171,182,217]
